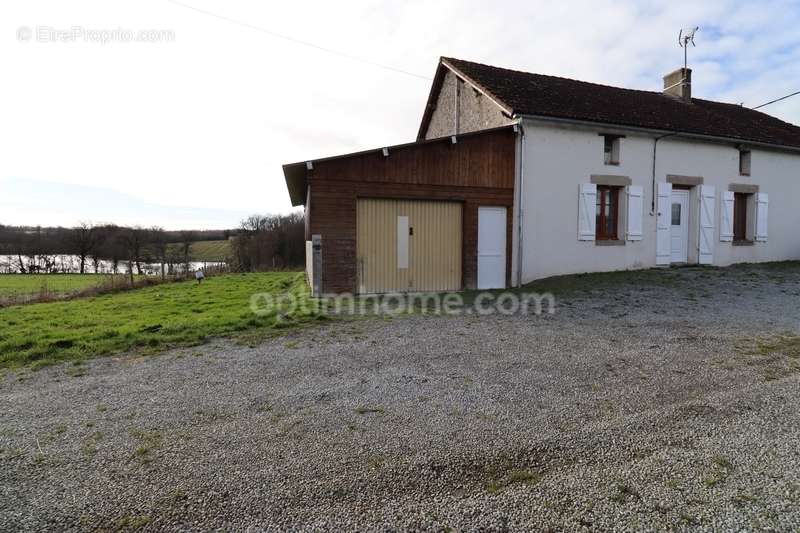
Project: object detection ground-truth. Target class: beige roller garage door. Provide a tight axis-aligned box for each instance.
[357,199,462,294]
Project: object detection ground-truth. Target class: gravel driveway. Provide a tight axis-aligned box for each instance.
[2,264,800,531]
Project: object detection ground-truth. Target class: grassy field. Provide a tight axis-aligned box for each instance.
[167,240,232,262]
[0,274,136,301]
[190,240,231,261]
[0,272,321,369]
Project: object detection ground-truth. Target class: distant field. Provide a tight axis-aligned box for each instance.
[0,274,135,301]
[191,239,231,261]
[0,272,319,369]
[167,240,231,262]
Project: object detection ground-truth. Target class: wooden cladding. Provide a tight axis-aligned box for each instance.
[306,127,516,293]
[312,128,516,189]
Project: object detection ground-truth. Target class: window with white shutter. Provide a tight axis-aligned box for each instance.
[595,185,621,240]
[626,185,643,241]
[731,191,763,243]
[578,183,597,241]
[720,191,734,242]
[755,193,768,242]
[733,193,750,242]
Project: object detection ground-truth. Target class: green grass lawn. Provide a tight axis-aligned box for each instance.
[0,274,135,300]
[0,272,321,369]
[190,240,231,262]
[167,240,232,262]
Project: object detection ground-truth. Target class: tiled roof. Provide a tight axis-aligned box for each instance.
[436,57,800,149]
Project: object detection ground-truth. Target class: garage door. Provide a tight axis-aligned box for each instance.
[357,199,462,294]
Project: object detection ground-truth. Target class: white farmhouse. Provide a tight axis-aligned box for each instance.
[420,58,800,285]
[285,57,800,294]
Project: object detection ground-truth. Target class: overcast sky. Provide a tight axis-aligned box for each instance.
[2,0,799,230]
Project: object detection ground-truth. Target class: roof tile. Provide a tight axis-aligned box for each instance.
[443,57,800,149]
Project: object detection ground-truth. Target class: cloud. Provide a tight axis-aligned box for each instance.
[1,0,799,228]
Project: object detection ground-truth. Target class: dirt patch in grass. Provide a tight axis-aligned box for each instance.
[354,406,385,415]
[610,482,641,504]
[734,333,800,381]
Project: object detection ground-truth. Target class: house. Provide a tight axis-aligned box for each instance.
[283,57,800,295]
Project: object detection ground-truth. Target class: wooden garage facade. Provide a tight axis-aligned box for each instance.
[283,126,517,294]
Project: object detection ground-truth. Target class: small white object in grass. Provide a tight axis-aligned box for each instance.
[195,270,205,283]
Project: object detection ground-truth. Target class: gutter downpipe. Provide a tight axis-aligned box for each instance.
[515,119,525,287]
[650,132,678,215]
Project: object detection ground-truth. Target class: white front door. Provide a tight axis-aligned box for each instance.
[477,207,506,289]
[670,190,689,263]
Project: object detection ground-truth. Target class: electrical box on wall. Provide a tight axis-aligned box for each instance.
[311,234,322,297]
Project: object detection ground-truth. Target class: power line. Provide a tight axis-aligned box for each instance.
[165,0,431,81]
[752,90,800,110]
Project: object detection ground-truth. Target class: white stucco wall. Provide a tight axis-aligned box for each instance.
[518,119,800,283]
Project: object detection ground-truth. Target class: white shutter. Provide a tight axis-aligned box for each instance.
[756,193,769,242]
[655,182,672,265]
[698,185,715,265]
[578,183,596,241]
[626,185,643,241]
[720,190,734,242]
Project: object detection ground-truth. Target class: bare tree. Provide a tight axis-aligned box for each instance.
[104,225,126,274]
[120,226,147,285]
[70,222,98,274]
[150,226,168,280]
[179,230,195,277]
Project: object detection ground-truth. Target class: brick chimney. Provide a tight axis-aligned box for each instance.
[663,67,692,103]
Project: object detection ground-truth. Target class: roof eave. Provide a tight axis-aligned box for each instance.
[416,60,449,141]
[440,57,515,116]
[519,113,800,153]
[282,163,308,207]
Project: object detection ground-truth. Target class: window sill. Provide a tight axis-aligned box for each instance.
[604,161,620,166]
[595,239,625,246]
[732,240,754,246]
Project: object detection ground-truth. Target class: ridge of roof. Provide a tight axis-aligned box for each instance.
[444,56,797,121]
[443,56,673,100]
[425,56,800,150]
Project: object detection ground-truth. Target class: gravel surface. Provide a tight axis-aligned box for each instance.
[2,264,800,531]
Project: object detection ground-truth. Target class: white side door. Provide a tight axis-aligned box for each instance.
[477,207,506,289]
[670,190,689,263]
[656,182,673,265]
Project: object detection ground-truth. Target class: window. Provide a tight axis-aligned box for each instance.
[595,185,620,240]
[671,203,682,226]
[603,135,621,165]
[739,150,751,176]
[733,192,750,242]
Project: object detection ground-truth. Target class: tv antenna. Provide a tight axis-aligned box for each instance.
[678,27,699,70]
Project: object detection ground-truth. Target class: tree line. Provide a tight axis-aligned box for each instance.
[229,212,305,271]
[0,213,306,275]
[0,224,208,278]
